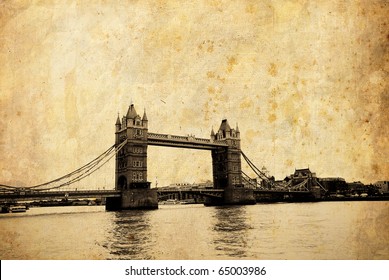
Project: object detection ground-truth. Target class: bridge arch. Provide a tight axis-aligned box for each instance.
[117,175,127,190]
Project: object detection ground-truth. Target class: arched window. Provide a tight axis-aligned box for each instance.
[117,176,127,190]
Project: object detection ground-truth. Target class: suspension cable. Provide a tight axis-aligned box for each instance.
[35,140,127,191]
[313,177,327,192]
[288,178,309,191]
[241,151,271,181]
[27,144,116,189]
[0,141,125,191]
[241,150,275,188]
[241,171,259,188]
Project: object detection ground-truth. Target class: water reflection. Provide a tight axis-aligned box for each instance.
[104,210,155,260]
[1,202,387,259]
[212,206,252,258]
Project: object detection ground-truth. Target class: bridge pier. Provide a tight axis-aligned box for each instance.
[223,187,256,205]
[204,187,256,206]
[106,189,158,211]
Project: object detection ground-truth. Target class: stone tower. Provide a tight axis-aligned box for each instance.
[115,104,149,190]
[211,120,243,189]
[107,103,157,210]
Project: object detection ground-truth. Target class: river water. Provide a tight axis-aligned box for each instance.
[0,201,388,260]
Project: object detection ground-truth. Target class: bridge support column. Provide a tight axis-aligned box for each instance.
[204,187,256,206]
[223,187,256,205]
[121,189,158,210]
[310,186,322,200]
[106,189,158,211]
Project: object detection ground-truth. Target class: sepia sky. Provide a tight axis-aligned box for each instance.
[0,0,388,188]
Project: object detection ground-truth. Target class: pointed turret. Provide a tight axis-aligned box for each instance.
[236,123,240,138]
[142,108,148,121]
[218,119,231,138]
[116,114,121,125]
[115,114,123,143]
[142,108,148,128]
[126,104,138,119]
[219,119,231,131]
[115,113,121,132]
[211,127,215,140]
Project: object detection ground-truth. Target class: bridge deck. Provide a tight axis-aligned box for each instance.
[0,190,121,201]
[1,188,313,202]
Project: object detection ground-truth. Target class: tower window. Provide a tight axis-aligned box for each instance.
[132,172,143,182]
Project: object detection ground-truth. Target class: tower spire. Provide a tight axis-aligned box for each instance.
[142,108,148,121]
[126,103,138,119]
[115,113,121,133]
[115,113,121,125]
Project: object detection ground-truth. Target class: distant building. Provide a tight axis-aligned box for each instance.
[290,168,316,185]
[317,177,347,194]
[347,181,369,194]
[374,181,389,193]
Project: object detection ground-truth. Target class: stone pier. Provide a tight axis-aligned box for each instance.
[106,188,158,211]
[204,187,256,206]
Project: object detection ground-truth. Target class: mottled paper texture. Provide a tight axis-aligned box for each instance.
[0,0,388,259]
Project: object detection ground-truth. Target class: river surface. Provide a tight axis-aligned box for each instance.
[0,201,388,260]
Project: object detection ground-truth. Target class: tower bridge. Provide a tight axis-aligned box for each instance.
[0,103,326,210]
[109,103,255,210]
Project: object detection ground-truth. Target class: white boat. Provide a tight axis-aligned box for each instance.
[9,205,28,213]
[180,199,196,204]
[159,199,179,205]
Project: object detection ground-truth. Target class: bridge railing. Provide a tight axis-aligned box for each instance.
[147,133,169,139]
[213,139,228,145]
[147,132,229,149]
[194,137,211,143]
[171,135,190,141]
[148,132,215,144]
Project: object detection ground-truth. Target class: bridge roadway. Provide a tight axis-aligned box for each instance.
[158,188,312,201]
[0,190,121,201]
[0,188,312,202]
[157,188,225,199]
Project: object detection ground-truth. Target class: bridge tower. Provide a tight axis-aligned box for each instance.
[211,120,242,189]
[210,120,256,205]
[107,103,158,210]
[115,104,149,190]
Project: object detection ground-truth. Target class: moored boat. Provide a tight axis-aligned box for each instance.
[9,205,28,213]
[180,199,196,204]
[159,199,179,205]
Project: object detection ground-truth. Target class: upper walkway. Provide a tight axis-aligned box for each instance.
[147,132,228,150]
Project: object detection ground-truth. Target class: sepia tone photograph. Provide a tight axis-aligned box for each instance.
[0,0,388,261]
